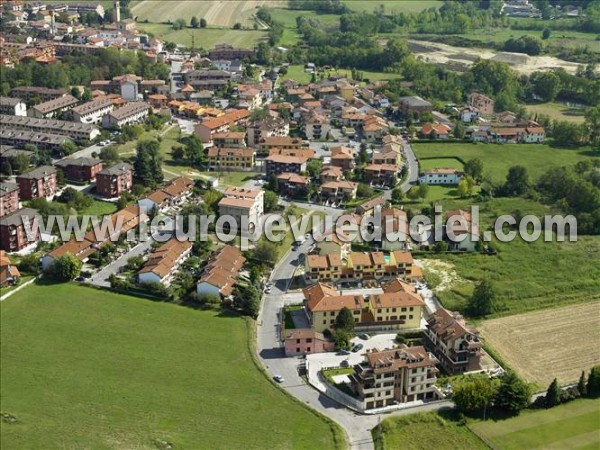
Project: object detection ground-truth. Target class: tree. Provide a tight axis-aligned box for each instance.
[469,279,494,316]
[530,71,561,102]
[173,18,186,30]
[453,378,497,417]
[250,240,279,266]
[587,365,600,397]
[99,146,120,165]
[263,190,279,213]
[545,378,561,408]
[200,18,207,28]
[331,329,351,350]
[407,186,420,201]
[49,253,82,281]
[584,105,600,147]
[203,189,222,213]
[233,283,260,318]
[233,22,242,29]
[454,122,465,139]
[358,143,368,165]
[542,27,551,40]
[464,158,484,181]
[495,371,531,414]
[190,16,199,28]
[391,187,404,204]
[306,159,323,178]
[58,140,78,158]
[133,139,163,186]
[457,179,470,198]
[356,183,374,199]
[1,160,12,176]
[503,165,530,197]
[578,371,587,397]
[335,307,355,331]
[181,134,205,167]
[417,184,429,200]
[171,145,185,161]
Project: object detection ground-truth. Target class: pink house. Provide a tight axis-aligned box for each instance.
[284,329,334,356]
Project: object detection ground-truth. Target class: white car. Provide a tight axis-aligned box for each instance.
[273,375,284,383]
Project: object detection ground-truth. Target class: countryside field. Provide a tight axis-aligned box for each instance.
[0,283,342,449]
[131,0,285,27]
[374,411,487,450]
[136,23,267,49]
[342,0,443,14]
[524,101,587,124]
[282,64,401,84]
[413,142,600,184]
[469,399,600,450]
[479,301,600,386]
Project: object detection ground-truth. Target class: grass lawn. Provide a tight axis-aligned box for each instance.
[137,23,267,49]
[469,398,600,450]
[342,0,443,14]
[81,199,118,216]
[0,283,342,449]
[282,64,402,84]
[0,275,34,297]
[524,101,587,124]
[419,157,464,171]
[374,411,487,450]
[412,141,600,184]
[418,196,600,316]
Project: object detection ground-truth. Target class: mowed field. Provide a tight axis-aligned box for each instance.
[342,0,443,13]
[525,101,587,124]
[413,142,600,184]
[469,399,600,450]
[0,283,341,449]
[131,0,285,27]
[479,301,600,386]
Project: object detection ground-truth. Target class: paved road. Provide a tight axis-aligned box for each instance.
[256,236,453,450]
[59,142,106,161]
[400,142,419,192]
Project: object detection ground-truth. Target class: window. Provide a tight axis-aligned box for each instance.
[392,308,396,312]
[296,339,300,344]
[306,338,313,343]
[401,307,406,312]
[307,347,311,352]
[331,311,335,316]
[409,315,413,319]
[296,347,300,352]
[323,320,327,325]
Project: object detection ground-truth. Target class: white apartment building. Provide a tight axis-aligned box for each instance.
[71,97,114,124]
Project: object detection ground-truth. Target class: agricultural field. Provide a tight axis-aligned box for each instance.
[131,0,284,27]
[524,101,587,123]
[374,411,487,450]
[418,196,600,315]
[136,23,267,49]
[479,302,600,386]
[412,142,600,184]
[469,399,600,450]
[282,64,401,84]
[0,283,342,449]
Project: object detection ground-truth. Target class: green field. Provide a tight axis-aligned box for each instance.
[419,157,464,171]
[469,399,600,450]
[0,283,342,449]
[282,64,401,84]
[81,199,118,216]
[419,196,600,315]
[413,142,600,184]
[197,170,260,187]
[343,0,443,14]
[137,23,267,49]
[525,101,587,124]
[374,412,487,450]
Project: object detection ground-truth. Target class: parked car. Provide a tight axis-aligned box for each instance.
[338,349,351,355]
[273,375,284,383]
[359,333,370,340]
[351,343,364,353]
[340,359,350,368]
[264,287,272,294]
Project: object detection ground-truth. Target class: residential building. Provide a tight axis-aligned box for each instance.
[468,92,495,115]
[284,329,334,356]
[31,94,78,119]
[16,165,57,200]
[194,109,251,143]
[0,145,33,169]
[418,168,464,185]
[70,97,114,124]
[0,129,67,150]
[330,146,355,171]
[303,282,364,332]
[379,207,410,252]
[218,187,264,231]
[320,165,344,183]
[356,197,386,216]
[9,86,64,102]
[0,250,21,287]
[277,172,309,195]
[457,106,479,123]
[258,136,309,154]
[0,97,27,116]
[137,238,193,286]
[351,345,439,409]
[238,88,262,110]
[0,182,20,218]
[0,114,100,141]
[365,164,397,187]
[196,245,246,298]
[303,111,330,140]
[521,126,545,143]
[398,96,432,116]
[443,209,479,252]
[265,153,308,176]
[96,162,133,198]
[268,147,315,160]
[424,308,482,374]
[207,147,255,171]
[212,131,246,148]
[320,180,357,203]
[208,43,255,61]
[41,238,97,272]
[55,157,103,182]
[138,177,193,212]
[372,149,401,167]
[0,207,40,252]
[420,122,451,139]
[246,117,289,147]
[102,101,150,128]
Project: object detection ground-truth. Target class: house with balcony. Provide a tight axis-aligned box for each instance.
[55,157,103,183]
[218,187,264,232]
[246,116,289,147]
[258,136,309,154]
[196,245,246,299]
[320,165,344,183]
[102,101,150,129]
[16,165,58,200]
[330,146,355,171]
[0,97,27,116]
[303,282,364,333]
[0,182,20,218]
[137,238,192,286]
[41,238,97,272]
[31,94,78,119]
[70,97,114,124]
[365,164,398,187]
[194,109,251,144]
[0,207,40,252]
[303,111,330,140]
[424,308,482,374]
[207,147,255,171]
[212,131,246,148]
[320,180,357,203]
[96,163,133,198]
[418,168,464,185]
[277,172,309,196]
[350,345,439,410]
[265,153,309,176]
[284,329,334,356]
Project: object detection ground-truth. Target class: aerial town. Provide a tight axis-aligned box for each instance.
[0,1,599,449]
